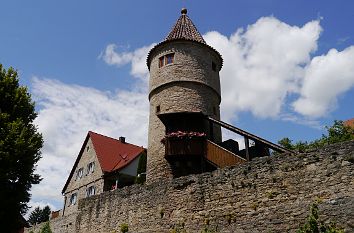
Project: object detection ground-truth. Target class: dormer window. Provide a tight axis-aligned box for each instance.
[159,53,175,68]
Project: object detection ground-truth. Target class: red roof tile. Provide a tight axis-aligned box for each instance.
[89,131,145,172]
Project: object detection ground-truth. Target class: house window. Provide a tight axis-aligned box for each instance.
[212,61,217,71]
[76,168,83,180]
[86,186,96,197]
[69,193,77,205]
[86,162,95,174]
[86,146,89,152]
[159,53,175,68]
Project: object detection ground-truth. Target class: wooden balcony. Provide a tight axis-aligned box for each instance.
[165,137,206,158]
[164,137,246,168]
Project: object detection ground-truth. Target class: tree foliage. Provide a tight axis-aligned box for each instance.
[28,205,51,225]
[278,120,354,152]
[0,64,43,231]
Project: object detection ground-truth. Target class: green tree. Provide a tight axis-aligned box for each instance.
[323,120,354,144]
[28,205,51,225]
[278,137,294,150]
[0,64,43,232]
[278,120,354,152]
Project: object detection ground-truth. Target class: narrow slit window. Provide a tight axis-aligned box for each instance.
[156,105,160,113]
[212,62,217,71]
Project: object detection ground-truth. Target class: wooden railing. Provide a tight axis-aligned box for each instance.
[206,140,246,168]
[164,137,246,168]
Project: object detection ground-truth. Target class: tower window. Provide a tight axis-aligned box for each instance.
[165,53,174,65]
[159,57,164,68]
[156,105,161,113]
[158,53,175,68]
[213,106,217,115]
[212,62,217,71]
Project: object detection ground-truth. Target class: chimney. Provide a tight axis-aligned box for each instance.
[119,136,126,143]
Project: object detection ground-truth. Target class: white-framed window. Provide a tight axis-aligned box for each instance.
[76,167,83,180]
[86,186,96,197]
[86,162,95,175]
[69,193,77,205]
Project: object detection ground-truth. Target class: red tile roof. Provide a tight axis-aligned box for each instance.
[344,118,354,129]
[165,8,206,44]
[146,8,223,70]
[62,131,145,193]
[89,131,145,172]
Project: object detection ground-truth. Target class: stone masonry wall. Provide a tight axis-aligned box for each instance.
[63,137,104,216]
[25,141,354,233]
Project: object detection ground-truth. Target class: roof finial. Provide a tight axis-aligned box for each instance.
[181,8,187,15]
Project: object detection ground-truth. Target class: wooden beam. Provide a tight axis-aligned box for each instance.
[245,137,250,161]
[205,116,293,154]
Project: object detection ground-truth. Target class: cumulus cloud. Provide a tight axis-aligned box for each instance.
[293,46,354,117]
[204,16,322,121]
[204,16,354,120]
[31,77,148,208]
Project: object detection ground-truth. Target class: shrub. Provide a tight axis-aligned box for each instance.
[120,223,128,233]
[297,203,344,233]
[40,222,52,233]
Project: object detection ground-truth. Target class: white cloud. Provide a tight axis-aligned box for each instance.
[100,43,155,82]
[293,46,354,117]
[204,16,322,121]
[204,16,354,120]
[31,77,148,209]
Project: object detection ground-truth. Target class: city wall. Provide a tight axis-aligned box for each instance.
[26,141,354,233]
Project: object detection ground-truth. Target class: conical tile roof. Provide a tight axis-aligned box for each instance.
[147,8,223,69]
[165,8,206,44]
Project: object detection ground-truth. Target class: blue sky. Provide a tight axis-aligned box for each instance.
[1,1,354,212]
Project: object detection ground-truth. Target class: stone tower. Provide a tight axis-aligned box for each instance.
[146,9,223,184]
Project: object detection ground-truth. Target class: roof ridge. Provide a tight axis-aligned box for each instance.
[88,131,145,148]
